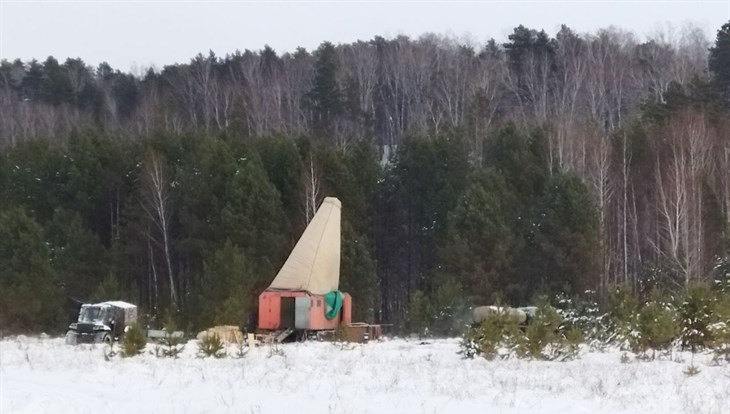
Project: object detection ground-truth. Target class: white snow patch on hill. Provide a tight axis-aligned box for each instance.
[1,336,728,414]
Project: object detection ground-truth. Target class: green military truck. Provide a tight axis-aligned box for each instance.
[65,301,138,345]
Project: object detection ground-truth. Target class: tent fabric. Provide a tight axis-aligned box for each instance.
[267,197,341,295]
[324,291,343,319]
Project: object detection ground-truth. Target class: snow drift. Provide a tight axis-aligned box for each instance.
[1,336,728,414]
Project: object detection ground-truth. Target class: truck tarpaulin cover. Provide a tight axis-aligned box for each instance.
[267,197,341,295]
[324,291,343,319]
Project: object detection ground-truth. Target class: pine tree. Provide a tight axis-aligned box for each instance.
[216,152,286,275]
[3,139,66,223]
[407,291,432,338]
[397,134,471,290]
[39,56,72,105]
[90,273,124,303]
[198,240,253,328]
[0,207,60,332]
[20,59,43,101]
[47,209,111,301]
[709,22,730,105]
[635,294,679,358]
[253,135,304,225]
[121,323,147,357]
[197,332,226,358]
[437,174,512,304]
[156,318,185,358]
[345,139,380,232]
[678,283,716,351]
[307,42,342,136]
[430,277,467,336]
[526,173,600,297]
[340,223,378,321]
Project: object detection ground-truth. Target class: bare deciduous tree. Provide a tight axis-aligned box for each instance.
[141,151,177,308]
[302,156,321,225]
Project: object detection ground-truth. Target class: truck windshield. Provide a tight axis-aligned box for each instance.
[79,306,105,323]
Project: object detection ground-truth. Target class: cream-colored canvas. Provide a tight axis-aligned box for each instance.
[268,197,341,294]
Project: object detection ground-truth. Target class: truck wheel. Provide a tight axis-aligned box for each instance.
[102,334,112,345]
[65,331,77,345]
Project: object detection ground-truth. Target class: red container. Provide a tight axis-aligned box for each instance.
[258,290,352,331]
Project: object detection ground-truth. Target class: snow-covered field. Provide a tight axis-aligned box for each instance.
[1,336,728,414]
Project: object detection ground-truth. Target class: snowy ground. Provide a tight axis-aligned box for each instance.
[1,336,728,414]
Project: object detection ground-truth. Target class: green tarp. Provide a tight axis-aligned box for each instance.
[324,291,343,319]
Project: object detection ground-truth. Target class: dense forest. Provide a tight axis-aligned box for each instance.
[1,22,729,334]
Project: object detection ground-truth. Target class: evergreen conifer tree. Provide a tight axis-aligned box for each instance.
[709,22,730,105]
[0,208,60,332]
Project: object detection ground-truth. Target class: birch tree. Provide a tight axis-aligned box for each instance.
[141,150,177,308]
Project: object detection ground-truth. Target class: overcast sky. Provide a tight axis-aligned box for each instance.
[1,0,728,72]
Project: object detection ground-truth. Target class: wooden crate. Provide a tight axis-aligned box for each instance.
[342,323,381,343]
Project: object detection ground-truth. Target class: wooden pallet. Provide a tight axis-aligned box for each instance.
[255,328,295,344]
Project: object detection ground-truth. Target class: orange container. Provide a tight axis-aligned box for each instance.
[258,290,352,331]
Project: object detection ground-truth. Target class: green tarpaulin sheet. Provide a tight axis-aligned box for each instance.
[324,291,343,319]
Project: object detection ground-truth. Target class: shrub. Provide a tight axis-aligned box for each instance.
[407,291,433,339]
[608,285,638,322]
[633,294,679,358]
[514,303,560,359]
[460,309,520,360]
[554,291,604,348]
[562,325,585,359]
[460,301,582,361]
[606,285,639,347]
[714,259,730,293]
[683,364,701,377]
[514,301,581,361]
[155,320,185,359]
[235,339,249,359]
[460,326,483,359]
[121,323,146,358]
[430,279,468,336]
[197,333,226,358]
[710,287,730,362]
[678,283,715,351]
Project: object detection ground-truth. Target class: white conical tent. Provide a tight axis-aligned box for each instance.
[267,197,341,295]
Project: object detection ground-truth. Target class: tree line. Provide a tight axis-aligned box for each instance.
[0,23,729,334]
